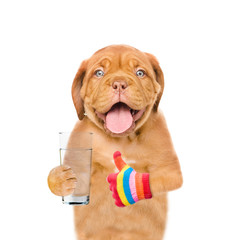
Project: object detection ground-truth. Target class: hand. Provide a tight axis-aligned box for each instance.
[47,165,77,196]
[107,151,152,207]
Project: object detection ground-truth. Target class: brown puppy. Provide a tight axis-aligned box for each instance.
[48,45,183,240]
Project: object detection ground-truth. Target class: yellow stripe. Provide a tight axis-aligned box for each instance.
[117,165,130,206]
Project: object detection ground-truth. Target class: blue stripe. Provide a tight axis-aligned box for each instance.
[123,167,135,205]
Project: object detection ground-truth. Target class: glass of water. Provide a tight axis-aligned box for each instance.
[59,132,93,205]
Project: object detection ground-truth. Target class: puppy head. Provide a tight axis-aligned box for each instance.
[72,45,164,137]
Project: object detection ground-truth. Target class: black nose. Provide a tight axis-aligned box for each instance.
[112,80,128,91]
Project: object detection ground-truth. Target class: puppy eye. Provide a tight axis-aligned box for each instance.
[136,69,145,78]
[94,69,104,78]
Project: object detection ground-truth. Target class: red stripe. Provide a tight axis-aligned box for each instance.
[107,172,125,207]
[142,173,152,199]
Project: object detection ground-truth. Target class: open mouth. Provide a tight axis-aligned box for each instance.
[95,102,146,134]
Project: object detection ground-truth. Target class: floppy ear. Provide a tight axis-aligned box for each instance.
[71,60,88,120]
[145,53,164,112]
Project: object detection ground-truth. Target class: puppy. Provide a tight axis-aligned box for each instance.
[48,45,183,240]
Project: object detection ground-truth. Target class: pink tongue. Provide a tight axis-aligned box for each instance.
[105,103,133,133]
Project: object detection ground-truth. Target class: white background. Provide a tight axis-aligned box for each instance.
[0,0,243,239]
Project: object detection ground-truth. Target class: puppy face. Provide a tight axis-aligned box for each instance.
[72,45,164,137]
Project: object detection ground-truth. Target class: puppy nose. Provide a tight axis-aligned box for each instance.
[112,80,128,91]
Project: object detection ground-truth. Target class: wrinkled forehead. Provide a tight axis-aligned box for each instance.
[87,47,152,70]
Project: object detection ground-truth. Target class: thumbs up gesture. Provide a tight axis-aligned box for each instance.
[107,151,152,207]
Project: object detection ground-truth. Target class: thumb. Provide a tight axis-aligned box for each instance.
[113,151,127,171]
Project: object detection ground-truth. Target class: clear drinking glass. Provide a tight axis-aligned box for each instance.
[59,132,93,205]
